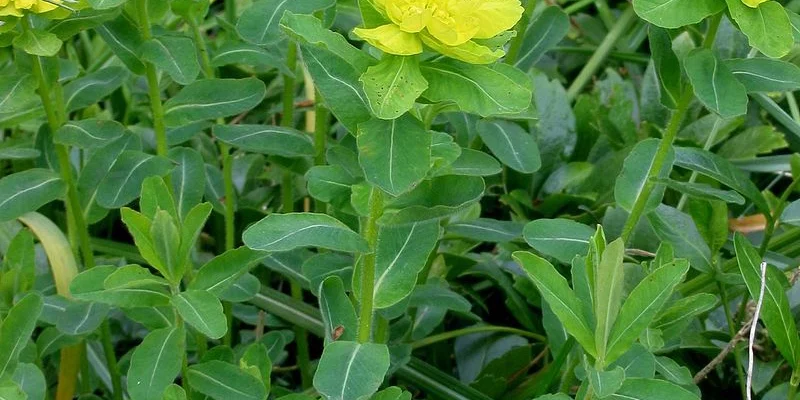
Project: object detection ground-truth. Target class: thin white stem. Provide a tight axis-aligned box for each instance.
[746,261,767,400]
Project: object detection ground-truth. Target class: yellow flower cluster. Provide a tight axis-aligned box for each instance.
[355,0,524,64]
[741,0,768,7]
[0,0,62,17]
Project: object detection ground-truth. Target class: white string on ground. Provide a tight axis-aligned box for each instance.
[746,261,768,400]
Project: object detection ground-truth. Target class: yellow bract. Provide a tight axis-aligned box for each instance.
[741,0,768,7]
[0,0,61,17]
[355,0,523,64]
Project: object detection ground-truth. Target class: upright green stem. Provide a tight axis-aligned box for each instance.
[621,91,693,242]
[504,0,537,64]
[28,26,122,400]
[357,188,385,343]
[566,6,636,101]
[594,0,615,30]
[137,0,169,159]
[225,0,237,24]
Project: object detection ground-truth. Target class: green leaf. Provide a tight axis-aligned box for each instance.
[780,199,800,226]
[649,26,683,109]
[648,205,712,272]
[726,58,800,92]
[172,290,227,339]
[120,208,162,273]
[684,49,748,118]
[219,273,260,303]
[0,169,65,222]
[140,35,200,85]
[313,341,390,400]
[726,0,793,59]
[88,0,127,9]
[514,251,596,356]
[420,60,532,117]
[150,210,182,281]
[594,239,625,363]
[409,281,472,312]
[0,74,38,114]
[11,364,45,400]
[128,327,185,400]
[190,247,267,295]
[607,378,699,400]
[140,176,178,221]
[96,151,173,209]
[300,44,372,133]
[605,260,689,365]
[49,8,121,39]
[0,147,39,161]
[237,0,335,45]
[717,126,786,160]
[162,385,186,400]
[445,218,524,243]
[357,115,431,196]
[188,360,266,400]
[439,149,503,177]
[78,135,141,224]
[674,146,769,215]
[380,175,485,225]
[63,67,128,112]
[103,265,169,289]
[55,301,110,335]
[70,266,172,307]
[656,178,745,205]
[240,343,272,391]
[163,78,266,127]
[523,219,594,264]
[654,356,693,385]
[55,119,126,149]
[734,233,800,368]
[615,139,674,214]
[168,147,206,219]
[96,15,146,74]
[587,365,625,398]
[360,55,427,120]
[303,253,352,296]
[213,125,314,157]
[211,42,287,73]
[355,221,439,309]
[2,229,35,297]
[653,293,718,331]
[319,276,358,344]
[632,0,725,28]
[36,327,81,358]
[280,12,375,72]
[514,6,570,71]
[367,387,413,400]
[13,29,62,57]
[476,120,541,173]
[243,213,368,253]
[0,382,26,400]
[306,165,358,205]
[0,293,43,378]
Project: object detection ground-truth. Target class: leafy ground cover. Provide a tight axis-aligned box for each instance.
[2,0,800,399]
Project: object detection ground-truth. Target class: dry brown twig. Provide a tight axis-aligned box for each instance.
[693,305,755,384]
